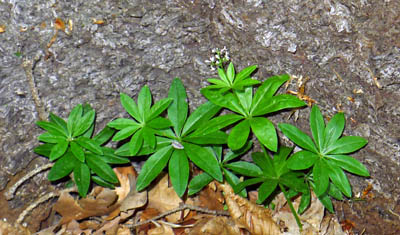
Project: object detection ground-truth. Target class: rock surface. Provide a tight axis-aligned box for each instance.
[0,0,399,233]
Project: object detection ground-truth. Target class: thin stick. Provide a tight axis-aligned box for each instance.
[128,203,229,228]
[4,163,54,200]
[22,58,47,121]
[16,187,76,224]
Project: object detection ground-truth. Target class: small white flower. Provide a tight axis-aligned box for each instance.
[210,57,215,62]
[215,54,220,59]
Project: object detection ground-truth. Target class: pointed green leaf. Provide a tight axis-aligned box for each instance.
[148,98,173,120]
[67,104,83,135]
[313,159,329,196]
[235,86,252,112]
[278,123,318,153]
[136,146,173,191]
[326,155,369,176]
[310,105,325,151]
[129,129,144,155]
[250,117,278,152]
[323,112,345,150]
[207,78,228,88]
[201,89,243,114]
[36,121,68,137]
[49,112,68,134]
[298,187,311,214]
[138,85,152,119]
[112,125,140,141]
[183,131,227,145]
[252,94,305,116]
[101,147,130,164]
[234,178,264,194]
[235,65,257,84]
[48,152,77,181]
[188,173,213,195]
[326,136,367,154]
[93,126,115,145]
[327,162,351,197]
[71,141,85,162]
[228,119,250,150]
[250,74,290,113]
[107,118,140,130]
[49,140,69,161]
[224,161,263,177]
[147,117,172,130]
[74,163,91,197]
[193,114,243,136]
[120,93,142,122]
[73,110,95,137]
[257,179,279,204]
[251,152,275,177]
[183,142,222,182]
[182,101,221,136]
[34,143,55,157]
[223,168,247,198]
[328,182,344,200]
[217,67,230,85]
[317,191,334,213]
[169,150,189,197]
[75,136,103,155]
[272,146,293,175]
[92,175,115,189]
[38,133,66,143]
[222,140,252,163]
[142,127,156,149]
[168,78,188,136]
[86,153,118,183]
[226,62,235,83]
[287,150,319,170]
[233,78,261,90]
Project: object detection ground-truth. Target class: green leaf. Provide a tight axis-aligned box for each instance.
[188,173,213,195]
[222,141,252,163]
[120,93,142,122]
[86,153,118,183]
[218,67,230,85]
[228,119,250,150]
[235,65,257,84]
[129,129,144,155]
[93,126,115,145]
[38,133,66,143]
[75,136,103,155]
[138,85,152,120]
[168,78,188,136]
[313,159,329,196]
[234,178,264,194]
[287,150,319,170]
[328,182,344,200]
[147,117,172,130]
[183,131,227,145]
[235,86,252,112]
[101,147,130,164]
[36,121,67,137]
[223,168,247,198]
[250,74,290,114]
[326,162,352,197]
[49,140,69,161]
[142,127,156,149]
[317,192,334,213]
[257,179,279,204]
[49,112,68,134]
[148,98,173,120]
[250,117,277,152]
[73,110,95,137]
[112,125,140,141]
[183,142,223,182]
[224,161,263,177]
[310,105,325,150]
[298,188,311,214]
[251,152,275,177]
[34,143,54,157]
[193,114,243,136]
[71,141,85,162]
[169,150,189,197]
[136,146,173,191]
[233,78,261,90]
[272,146,293,175]
[323,112,345,150]
[74,163,91,197]
[201,89,243,114]
[108,118,140,130]
[226,62,235,83]
[48,152,77,181]
[67,104,83,135]
[326,136,367,154]
[326,155,369,176]
[252,94,305,116]
[278,123,318,153]
[92,175,115,189]
[181,101,221,136]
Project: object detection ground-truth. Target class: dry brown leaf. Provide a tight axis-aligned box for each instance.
[63,220,92,235]
[148,173,192,222]
[54,18,65,32]
[218,182,281,235]
[189,216,241,235]
[197,182,224,211]
[0,220,31,235]
[53,187,119,224]
[116,226,131,235]
[147,223,174,235]
[0,25,5,33]
[272,192,345,235]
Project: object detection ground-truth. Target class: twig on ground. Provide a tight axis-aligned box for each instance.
[16,187,77,224]
[22,57,47,121]
[4,163,54,200]
[128,203,230,228]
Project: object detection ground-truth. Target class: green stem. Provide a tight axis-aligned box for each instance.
[279,184,303,231]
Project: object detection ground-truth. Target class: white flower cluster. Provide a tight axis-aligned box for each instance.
[205,46,230,71]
